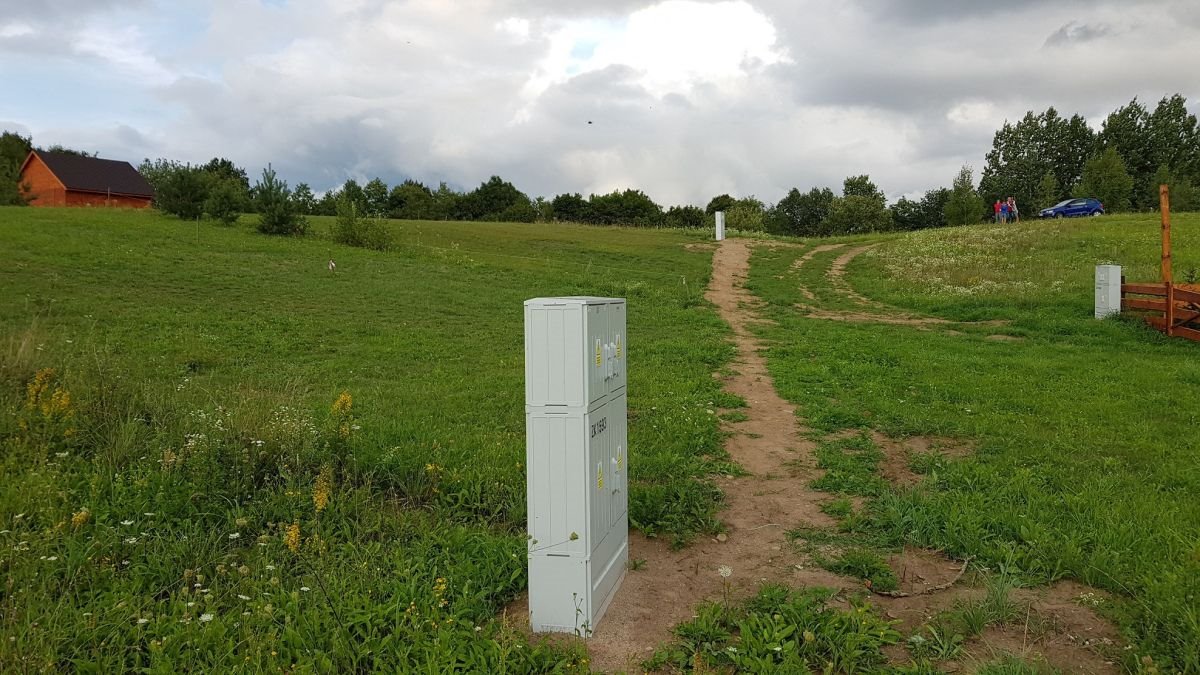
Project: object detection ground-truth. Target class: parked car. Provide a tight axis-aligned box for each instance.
[1039,198,1104,218]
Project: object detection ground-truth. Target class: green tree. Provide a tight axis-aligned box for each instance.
[1096,99,1153,209]
[588,189,664,226]
[1146,95,1200,180]
[891,188,949,231]
[255,164,307,235]
[944,166,986,227]
[766,187,835,236]
[551,193,591,222]
[1151,164,1198,212]
[430,182,459,220]
[389,180,436,219]
[340,179,367,212]
[364,177,389,217]
[293,183,316,214]
[200,158,249,191]
[980,107,1094,210]
[0,131,33,206]
[1034,170,1060,212]
[39,144,95,157]
[842,175,884,201]
[1076,147,1134,212]
[204,178,245,225]
[455,176,532,221]
[664,205,706,229]
[822,195,893,235]
[704,194,736,215]
[725,196,765,231]
[156,164,209,220]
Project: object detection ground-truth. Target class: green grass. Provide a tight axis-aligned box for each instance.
[745,213,1200,672]
[646,584,901,672]
[0,207,734,671]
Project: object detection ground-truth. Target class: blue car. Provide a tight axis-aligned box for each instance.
[1039,198,1104,218]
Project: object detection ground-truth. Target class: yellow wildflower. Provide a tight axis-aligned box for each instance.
[284,522,301,554]
[331,391,352,416]
[26,368,54,408]
[313,465,333,513]
[71,509,91,528]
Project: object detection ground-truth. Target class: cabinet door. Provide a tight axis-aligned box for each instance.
[586,304,608,406]
[610,394,628,528]
[608,302,627,394]
[587,402,612,553]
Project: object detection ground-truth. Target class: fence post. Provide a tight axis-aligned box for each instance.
[1161,185,1174,335]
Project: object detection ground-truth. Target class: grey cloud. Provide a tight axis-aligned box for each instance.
[1044,21,1114,47]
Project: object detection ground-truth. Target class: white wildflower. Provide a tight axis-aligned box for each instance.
[121,520,134,526]
[717,565,732,578]
[137,618,149,625]
[228,533,240,540]
[300,586,311,592]
[237,594,250,601]
[199,613,214,623]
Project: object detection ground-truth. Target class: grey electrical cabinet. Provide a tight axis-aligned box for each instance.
[524,297,628,635]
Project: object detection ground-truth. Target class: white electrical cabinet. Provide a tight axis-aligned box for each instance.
[524,297,628,636]
[1095,264,1122,319]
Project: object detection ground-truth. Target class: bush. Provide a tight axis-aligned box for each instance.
[664,205,706,229]
[332,197,392,251]
[254,165,307,236]
[821,195,893,235]
[156,164,209,220]
[204,178,245,225]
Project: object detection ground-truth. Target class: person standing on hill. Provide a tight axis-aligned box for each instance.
[999,200,1010,224]
[994,199,1002,223]
[1007,197,1019,223]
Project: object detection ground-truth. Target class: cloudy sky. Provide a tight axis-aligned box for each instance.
[2,0,1198,204]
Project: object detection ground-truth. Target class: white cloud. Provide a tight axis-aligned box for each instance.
[3,0,1199,205]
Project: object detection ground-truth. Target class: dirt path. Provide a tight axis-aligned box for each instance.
[583,239,853,671]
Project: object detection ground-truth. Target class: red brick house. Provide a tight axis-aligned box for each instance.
[18,150,154,208]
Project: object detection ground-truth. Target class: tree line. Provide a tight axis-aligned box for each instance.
[3,92,1197,235]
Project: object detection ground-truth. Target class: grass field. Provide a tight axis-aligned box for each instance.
[5,207,1200,672]
[744,213,1200,671]
[0,208,735,671]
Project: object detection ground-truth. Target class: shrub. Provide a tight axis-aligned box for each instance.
[204,177,245,225]
[332,196,392,251]
[156,164,209,220]
[664,205,706,229]
[254,164,307,235]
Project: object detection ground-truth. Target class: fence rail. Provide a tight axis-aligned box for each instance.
[1121,280,1200,342]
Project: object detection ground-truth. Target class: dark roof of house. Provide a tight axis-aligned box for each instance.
[28,151,155,198]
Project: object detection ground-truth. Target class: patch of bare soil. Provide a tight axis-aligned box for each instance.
[956,582,1123,674]
[870,432,974,488]
[683,242,717,252]
[798,307,954,328]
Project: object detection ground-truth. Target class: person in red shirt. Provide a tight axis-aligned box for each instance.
[994,200,1002,223]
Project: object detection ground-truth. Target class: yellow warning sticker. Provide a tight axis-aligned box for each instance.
[597,465,604,490]
[616,334,622,359]
[595,339,601,367]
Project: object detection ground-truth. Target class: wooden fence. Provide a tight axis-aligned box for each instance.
[1118,184,1200,342]
[1121,281,1200,342]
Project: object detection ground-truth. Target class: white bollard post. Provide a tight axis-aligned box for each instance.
[524,297,628,636]
[1095,265,1122,319]
[715,211,726,241]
